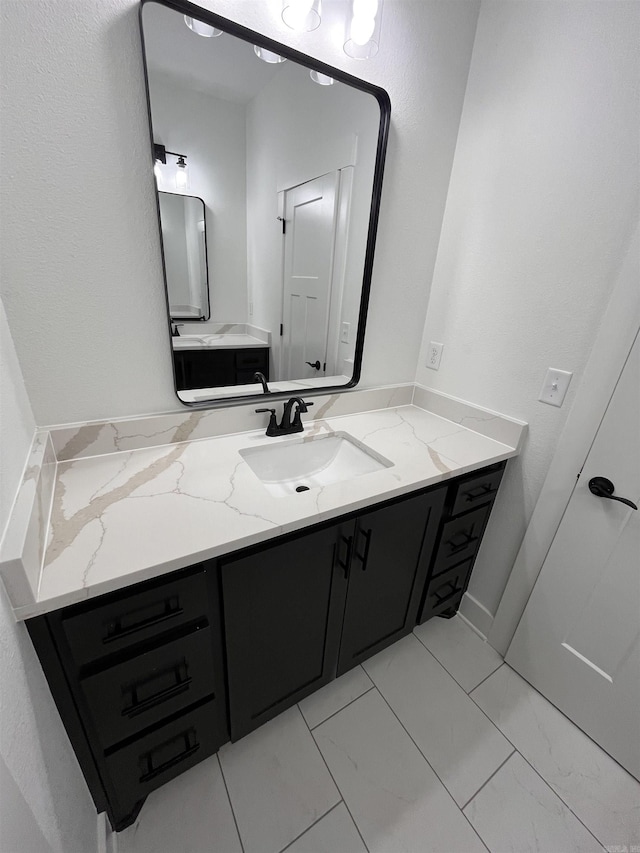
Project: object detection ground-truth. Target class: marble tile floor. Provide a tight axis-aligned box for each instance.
[118,616,639,853]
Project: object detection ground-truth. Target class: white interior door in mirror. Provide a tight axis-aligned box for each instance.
[281,172,339,381]
[507,331,640,780]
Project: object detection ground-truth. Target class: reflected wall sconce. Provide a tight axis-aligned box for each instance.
[154,143,190,191]
[282,0,321,32]
[344,0,383,59]
[184,15,222,37]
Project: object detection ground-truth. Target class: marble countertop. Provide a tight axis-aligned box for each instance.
[172,334,267,350]
[22,402,521,618]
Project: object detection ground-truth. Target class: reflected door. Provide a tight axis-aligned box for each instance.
[507,331,640,780]
[281,172,339,380]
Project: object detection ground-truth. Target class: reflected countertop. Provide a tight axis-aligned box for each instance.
[172,334,267,350]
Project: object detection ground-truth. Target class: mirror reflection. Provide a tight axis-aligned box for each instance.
[141,1,387,403]
[159,193,209,320]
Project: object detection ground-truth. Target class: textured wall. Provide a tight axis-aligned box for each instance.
[0,299,96,853]
[0,0,479,425]
[415,0,640,622]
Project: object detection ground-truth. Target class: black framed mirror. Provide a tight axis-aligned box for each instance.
[159,192,210,321]
[140,0,391,405]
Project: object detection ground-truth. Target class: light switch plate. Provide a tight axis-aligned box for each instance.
[341,322,350,344]
[539,368,573,407]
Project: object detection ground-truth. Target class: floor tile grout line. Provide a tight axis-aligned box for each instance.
[277,800,344,853]
[301,706,371,853]
[370,685,490,852]
[466,670,611,850]
[459,748,516,811]
[216,752,246,853]
[412,625,503,694]
[303,684,377,732]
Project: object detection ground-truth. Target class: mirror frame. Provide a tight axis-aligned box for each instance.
[159,191,211,322]
[139,0,391,408]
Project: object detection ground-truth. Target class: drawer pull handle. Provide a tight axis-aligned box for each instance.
[354,527,372,571]
[103,597,183,644]
[138,730,200,784]
[433,580,460,604]
[444,531,478,554]
[463,484,497,502]
[122,673,193,719]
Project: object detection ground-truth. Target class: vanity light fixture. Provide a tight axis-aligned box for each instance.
[254,45,287,64]
[310,70,334,86]
[184,15,223,37]
[153,143,189,191]
[282,0,321,32]
[344,0,383,59]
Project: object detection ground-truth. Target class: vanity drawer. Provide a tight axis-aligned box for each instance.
[62,571,209,668]
[451,467,504,517]
[235,348,268,369]
[419,560,471,623]
[104,700,221,807]
[432,505,490,576]
[80,627,217,750]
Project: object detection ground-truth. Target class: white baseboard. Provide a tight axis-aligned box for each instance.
[459,592,494,640]
[96,812,117,853]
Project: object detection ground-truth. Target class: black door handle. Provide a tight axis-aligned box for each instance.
[588,477,638,511]
[306,360,321,370]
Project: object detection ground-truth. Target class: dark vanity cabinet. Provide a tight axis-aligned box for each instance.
[173,347,269,391]
[418,464,505,622]
[26,461,505,831]
[27,564,229,832]
[222,488,445,740]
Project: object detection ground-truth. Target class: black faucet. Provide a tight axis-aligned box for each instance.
[255,397,314,437]
[253,371,270,394]
[171,323,184,337]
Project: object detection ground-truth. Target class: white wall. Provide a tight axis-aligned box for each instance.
[0,301,97,853]
[0,0,479,425]
[149,71,248,323]
[246,60,379,378]
[415,0,640,623]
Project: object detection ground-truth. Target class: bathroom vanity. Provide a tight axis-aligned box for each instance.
[14,394,517,831]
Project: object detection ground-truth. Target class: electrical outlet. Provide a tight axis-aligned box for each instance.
[426,341,444,370]
[341,322,350,344]
[539,367,572,407]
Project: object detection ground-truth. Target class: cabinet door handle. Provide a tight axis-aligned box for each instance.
[354,527,372,571]
[103,596,183,644]
[433,580,461,604]
[336,535,353,579]
[138,730,200,784]
[122,664,193,719]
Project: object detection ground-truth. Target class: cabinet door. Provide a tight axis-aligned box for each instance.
[221,522,350,740]
[337,489,445,675]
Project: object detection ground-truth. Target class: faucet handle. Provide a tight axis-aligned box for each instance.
[291,400,313,428]
[255,408,279,437]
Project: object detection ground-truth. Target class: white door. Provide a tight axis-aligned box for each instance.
[507,331,640,779]
[281,172,339,381]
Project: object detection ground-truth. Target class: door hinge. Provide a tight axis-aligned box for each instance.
[323,362,326,371]
[280,324,284,336]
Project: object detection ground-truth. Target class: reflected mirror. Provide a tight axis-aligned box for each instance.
[159,192,209,320]
[140,0,390,404]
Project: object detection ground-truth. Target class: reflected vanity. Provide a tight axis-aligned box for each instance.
[140,0,390,404]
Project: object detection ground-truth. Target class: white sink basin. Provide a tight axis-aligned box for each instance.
[240,432,392,497]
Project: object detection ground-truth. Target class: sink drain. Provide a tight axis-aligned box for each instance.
[295,485,310,493]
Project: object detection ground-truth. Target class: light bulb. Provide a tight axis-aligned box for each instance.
[175,158,189,190]
[282,0,320,32]
[184,16,222,37]
[310,70,334,86]
[353,0,378,16]
[254,46,286,64]
[350,15,375,45]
